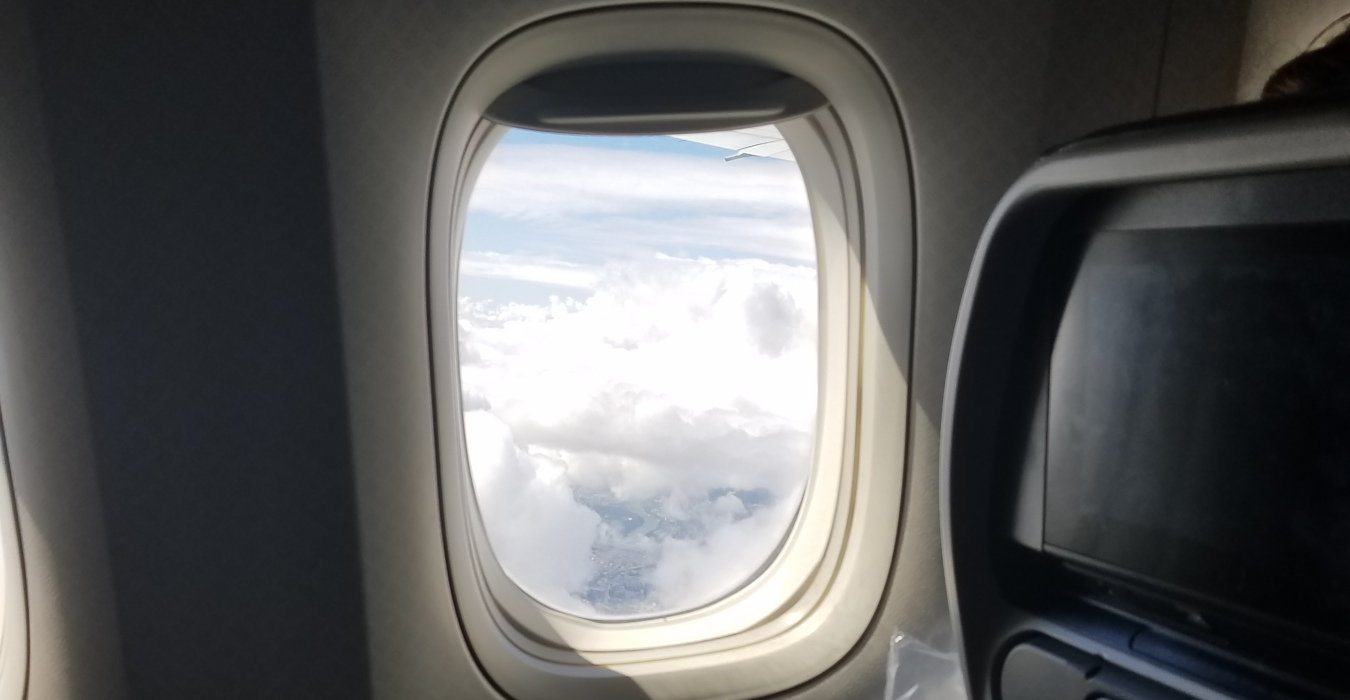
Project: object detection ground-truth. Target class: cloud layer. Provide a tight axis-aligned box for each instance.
[466,139,814,265]
[458,130,817,618]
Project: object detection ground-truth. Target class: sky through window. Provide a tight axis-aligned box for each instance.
[458,126,818,618]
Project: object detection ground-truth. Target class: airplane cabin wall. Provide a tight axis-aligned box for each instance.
[3,1,369,698]
[0,0,1259,698]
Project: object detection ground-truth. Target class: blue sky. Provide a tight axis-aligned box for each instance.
[459,127,813,304]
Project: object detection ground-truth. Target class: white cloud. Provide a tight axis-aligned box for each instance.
[649,493,802,611]
[464,411,601,616]
[460,254,817,617]
[745,282,804,358]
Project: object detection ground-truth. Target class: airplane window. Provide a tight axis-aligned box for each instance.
[457,125,817,619]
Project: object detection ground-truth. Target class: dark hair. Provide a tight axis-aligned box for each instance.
[1263,21,1350,99]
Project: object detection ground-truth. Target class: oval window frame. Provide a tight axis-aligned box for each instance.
[428,7,914,700]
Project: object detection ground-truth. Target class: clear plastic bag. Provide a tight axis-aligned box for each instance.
[884,634,969,700]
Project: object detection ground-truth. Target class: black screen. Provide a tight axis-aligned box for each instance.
[1047,226,1350,641]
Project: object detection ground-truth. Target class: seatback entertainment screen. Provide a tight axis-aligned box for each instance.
[1047,225,1350,642]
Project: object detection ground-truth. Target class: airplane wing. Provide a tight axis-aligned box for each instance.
[669,125,796,161]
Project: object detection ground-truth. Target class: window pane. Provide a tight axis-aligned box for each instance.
[458,126,817,619]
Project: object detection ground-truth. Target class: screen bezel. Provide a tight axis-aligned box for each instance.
[1004,174,1350,669]
[947,102,1350,700]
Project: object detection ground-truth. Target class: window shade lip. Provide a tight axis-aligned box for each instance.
[537,106,786,127]
[485,57,828,135]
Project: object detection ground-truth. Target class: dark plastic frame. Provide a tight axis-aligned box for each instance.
[484,56,829,134]
[942,100,1350,700]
